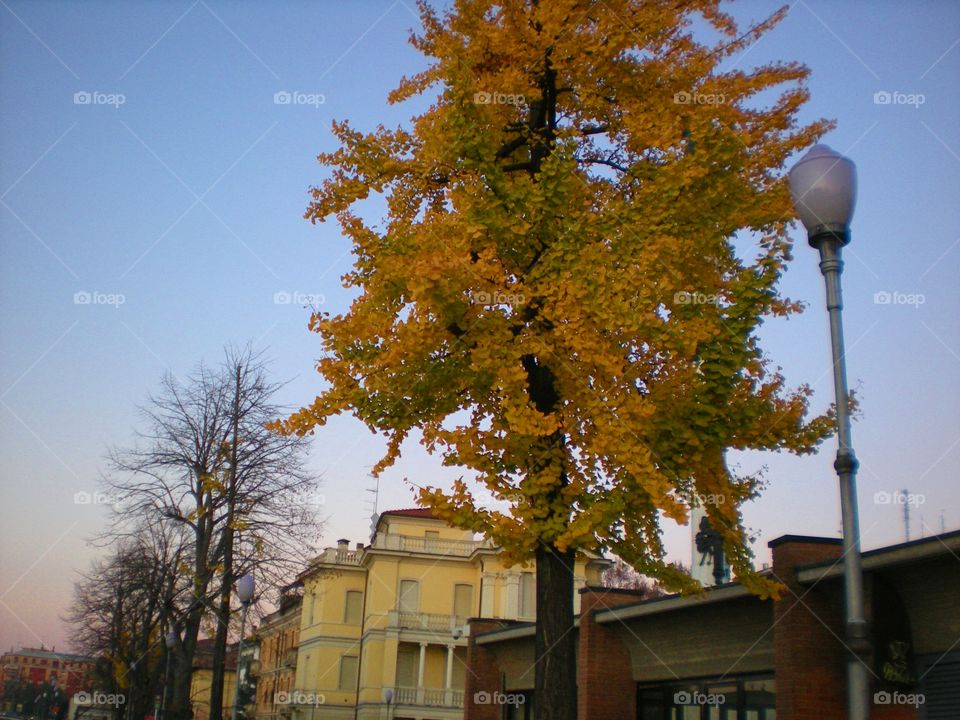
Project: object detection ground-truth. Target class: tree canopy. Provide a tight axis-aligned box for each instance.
[275,0,836,598]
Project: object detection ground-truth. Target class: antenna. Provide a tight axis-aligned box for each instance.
[941,510,946,534]
[365,472,381,537]
[900,489,910,542]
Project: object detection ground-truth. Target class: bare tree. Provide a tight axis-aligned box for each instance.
[103,346,322,720]
[66,520,186,720]
[601,557,667,599]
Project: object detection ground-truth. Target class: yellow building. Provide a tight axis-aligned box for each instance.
[190,639,237,720]
[254,593,302,720]
[290,508,608,720]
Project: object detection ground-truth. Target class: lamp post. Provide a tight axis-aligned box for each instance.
[231,574,255,720]
[789,144,870,720]
[382,687,393,720]
[159,630,177,720]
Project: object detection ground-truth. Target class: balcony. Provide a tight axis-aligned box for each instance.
[313,546,363,566]
[387,611,467,634]
[393,686,464,708]
[372,533,488,556]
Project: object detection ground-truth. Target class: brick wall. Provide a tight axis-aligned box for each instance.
[577,586,647,720]
[770,536,848,719]
[463,619,513,720]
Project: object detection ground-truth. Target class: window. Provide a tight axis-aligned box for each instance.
[637,675,775,719]
[454,584,474,621]
[519,573,535,617]
[505,691,534,719]
[396,645,418,687]
[344,590,363,625]
[399,579,420,613]
[338,656,359,691]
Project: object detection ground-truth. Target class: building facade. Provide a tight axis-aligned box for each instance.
[189,639,237,720]
[464,530,960,720]
[255,593,302,720]
[290,508,608,720]
[0,647,94,700]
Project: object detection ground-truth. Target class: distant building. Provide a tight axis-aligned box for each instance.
[189,639,237,720]
[290,507,609,720]
[464,530,960,720]
[254,593,301,720]
[0,646,94,700]
[689,499,730,586]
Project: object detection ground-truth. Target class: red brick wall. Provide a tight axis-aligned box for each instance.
[464,619,512,720]
[577,586,647,720]
[770,537,849,719]
[872,704,921,720]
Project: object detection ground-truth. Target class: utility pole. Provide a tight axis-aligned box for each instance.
[901,489,910,542]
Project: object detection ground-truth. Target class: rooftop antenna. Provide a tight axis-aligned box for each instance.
[941,510,946,534]
[900,489,910,542]
[365,471,381,537]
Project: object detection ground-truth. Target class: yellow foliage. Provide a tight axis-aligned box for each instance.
[278,0,836,596]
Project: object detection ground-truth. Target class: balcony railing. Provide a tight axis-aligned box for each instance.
[373,534,488,556]
[393,686,464,708]
[389,611,467,632]
[314,547,364,566]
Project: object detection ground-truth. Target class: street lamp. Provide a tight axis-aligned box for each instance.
[789,144,870,720]
[382,687,394,720]
[159,630,177,720]
[231,574,255,720]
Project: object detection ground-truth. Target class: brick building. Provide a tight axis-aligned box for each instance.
[0,647,94,699]
[463,530,960,720]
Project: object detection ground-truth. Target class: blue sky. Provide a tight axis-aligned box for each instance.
[1,0,958,652]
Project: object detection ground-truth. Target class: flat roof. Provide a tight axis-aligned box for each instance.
[471,530,960,647]
[1,648,94,663]
[796,529,960,584]
[475,622,539,645]
[595,582,758,625]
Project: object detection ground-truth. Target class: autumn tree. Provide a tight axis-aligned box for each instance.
[276,2,835,717]
[105,347,321,720]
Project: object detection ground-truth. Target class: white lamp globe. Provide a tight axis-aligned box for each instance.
[236,574,255,603]
[788,144,857,243]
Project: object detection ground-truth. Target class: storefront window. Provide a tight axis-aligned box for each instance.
[638,675,775,719]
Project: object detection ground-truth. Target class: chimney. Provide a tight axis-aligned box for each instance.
[355,542,364,551]
[337,539,349,551]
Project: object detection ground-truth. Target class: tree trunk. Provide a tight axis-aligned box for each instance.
[534,544,577,720]
[168,611,201,720]
[207,586,232,720]
[209,364,242,720]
